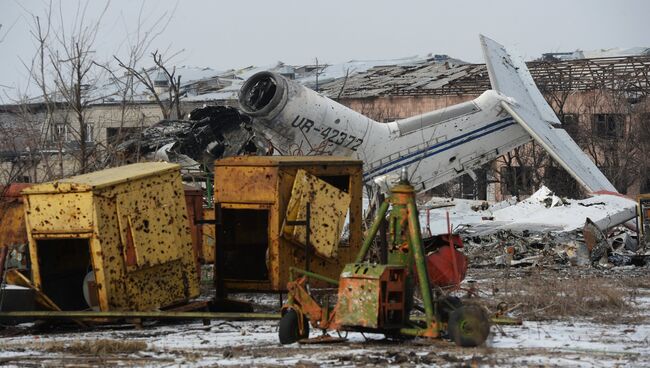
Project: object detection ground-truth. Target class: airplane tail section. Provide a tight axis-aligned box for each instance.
[480,35,618,193]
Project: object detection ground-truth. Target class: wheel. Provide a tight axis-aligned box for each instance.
[448,305,490,347]
[279,309,309,344]
[438,296,462,322]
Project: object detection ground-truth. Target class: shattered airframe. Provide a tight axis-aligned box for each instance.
[238,35,617,198]
[116,105,272,172]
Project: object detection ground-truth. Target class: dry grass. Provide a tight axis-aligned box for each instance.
[489,274,636,323]
[43,339,147,355]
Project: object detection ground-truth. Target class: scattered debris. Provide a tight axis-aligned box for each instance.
[116,106,272,173]
[421,186,647,269]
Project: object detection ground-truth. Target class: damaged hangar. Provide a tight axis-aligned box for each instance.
[112,52,650,202]
[1,51,650,202]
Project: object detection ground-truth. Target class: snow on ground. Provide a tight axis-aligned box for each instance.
[1,289,649,367]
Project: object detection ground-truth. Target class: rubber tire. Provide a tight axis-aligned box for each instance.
[438,296,462,322]
[448,305,490,347]
[279,309,309,344]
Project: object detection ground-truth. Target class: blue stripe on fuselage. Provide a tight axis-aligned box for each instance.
[363,117,517,181]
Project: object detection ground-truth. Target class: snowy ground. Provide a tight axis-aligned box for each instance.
[1,268,649,367]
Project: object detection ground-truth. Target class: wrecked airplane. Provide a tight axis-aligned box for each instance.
[238,35,617,197]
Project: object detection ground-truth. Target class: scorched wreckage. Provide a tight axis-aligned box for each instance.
[0,36,647,356]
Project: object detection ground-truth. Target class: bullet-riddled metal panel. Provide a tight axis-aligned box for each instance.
[1,184,32,248]
[116,182,183,270]
[215,165,278,203]
[214,156,363,292]
[336,264,383,328]
[124,260,192,310]
[336,263,406,329]
[184,185,204,263]
[282,169,350,259]
[22,162,199,312]
[202,208,215,263]
[24,192,94,234]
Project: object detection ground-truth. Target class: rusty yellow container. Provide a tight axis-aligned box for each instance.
[22,162,200,311]
[214,156,363,291]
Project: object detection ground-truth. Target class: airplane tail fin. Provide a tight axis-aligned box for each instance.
[480,35,617,193]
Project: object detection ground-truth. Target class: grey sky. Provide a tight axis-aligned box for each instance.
[1,0,648,98]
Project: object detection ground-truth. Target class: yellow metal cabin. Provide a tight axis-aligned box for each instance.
[213,156,363,291]
[22,162,200,311]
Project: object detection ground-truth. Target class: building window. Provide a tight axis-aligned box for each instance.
[592,114,624,138]
[54,123,68,142]
[562,113,579,125]
[500,166,533,196]
[85,123,94,143]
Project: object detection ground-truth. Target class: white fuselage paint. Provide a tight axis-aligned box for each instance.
[239,36,617,195]
[248,78,531,192]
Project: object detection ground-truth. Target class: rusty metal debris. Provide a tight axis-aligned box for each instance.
[20,162,200,312]
[212,156,363,293]
[427,186,648,269]
[461,224,648,269]
[0,183,32,272]
[280,173,490,347]
[283,169,351,259]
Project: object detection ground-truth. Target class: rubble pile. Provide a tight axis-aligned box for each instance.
[422,186,648,269]
[117,106,272,171]
[461,226,645,269]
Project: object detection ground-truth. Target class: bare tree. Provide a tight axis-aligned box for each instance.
[114,50,183,120]
[3,0,180,182]
[15,1,110,176]
[94,4,176,165]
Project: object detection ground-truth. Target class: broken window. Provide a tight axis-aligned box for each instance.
[562,114,579,125]
[592,114,624,138]
[53,123,69,142]
[382,117,400,123]
[500,166,533,197]
[543,165,580,198]
[460,170,488,200]
[561,113,580,137]
[85,123,94,143]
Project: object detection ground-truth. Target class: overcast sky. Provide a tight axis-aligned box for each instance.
[1,0,648,98]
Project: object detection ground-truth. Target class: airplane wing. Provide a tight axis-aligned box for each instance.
[480,35,618,193]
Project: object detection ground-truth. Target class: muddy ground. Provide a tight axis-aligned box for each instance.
[1,266,649,367]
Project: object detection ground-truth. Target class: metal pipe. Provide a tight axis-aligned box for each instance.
[305,202,311,272]
[446,211,460,288]
[399,327,424,337]
[214,203,226,299]
[0,311,281,320]
[0,247,8,285]
[407,199,435,327]
[289,267,339,286]
[377,193,388,264]
[355,200,390,263]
